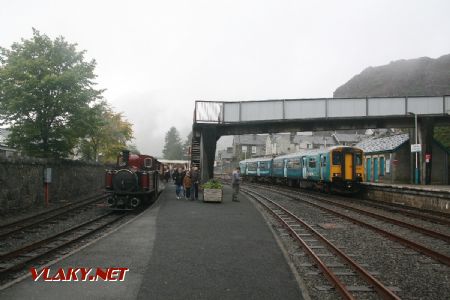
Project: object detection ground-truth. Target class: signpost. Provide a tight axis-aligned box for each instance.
[410,144,422,153]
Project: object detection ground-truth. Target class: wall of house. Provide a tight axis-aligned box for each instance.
[0,157,105,212]
[431,143,450,184]
[364,143,411,184]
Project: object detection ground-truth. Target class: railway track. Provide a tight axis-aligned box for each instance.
[242,186,401,300]
[0,211,128,281]
[0,194,107,240]
[247,183,450,266]
[283,184,450,226]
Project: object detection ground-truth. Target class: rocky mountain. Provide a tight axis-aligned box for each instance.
[333,54,450,150]
[334,54,450,98]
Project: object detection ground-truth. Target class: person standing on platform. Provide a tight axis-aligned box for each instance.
[231,167,241,202]
[183,171,193,200]
[173,167,184,199]
[190,166,200,200]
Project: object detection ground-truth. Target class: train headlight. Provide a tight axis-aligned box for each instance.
[333,173,341,177]
[356,173,362,177]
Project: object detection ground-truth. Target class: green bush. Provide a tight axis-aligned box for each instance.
[202,179,223,189]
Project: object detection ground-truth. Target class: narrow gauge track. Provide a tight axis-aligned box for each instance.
[247,183,450,267]
[242,186,400,300]
[0,210,127,281]
[0,194,107,240]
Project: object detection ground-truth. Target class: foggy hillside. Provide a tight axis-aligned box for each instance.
[334,54,450,98]
[333,54,450,150]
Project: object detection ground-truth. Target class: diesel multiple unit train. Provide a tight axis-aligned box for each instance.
[239,146,364,193]
[105,150,165,209]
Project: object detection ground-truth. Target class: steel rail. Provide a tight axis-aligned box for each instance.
[242,188,355,300]
[0,193,107,235]
[250,184,450,243]
[251,184,450,267]
[349,199,450,226]
[272,190,450,243]
[265,183,450,225]
[0,214,127,279]
[243,187,401,300]
[0,212,126,278]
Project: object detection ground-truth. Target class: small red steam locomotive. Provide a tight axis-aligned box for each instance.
[105,150,165,209]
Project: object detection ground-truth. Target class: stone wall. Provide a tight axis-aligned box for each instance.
[0,157,105,212]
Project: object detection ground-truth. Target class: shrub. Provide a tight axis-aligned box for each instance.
[202,179,223,189]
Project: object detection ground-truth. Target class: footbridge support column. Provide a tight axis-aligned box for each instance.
[195,125,220,183]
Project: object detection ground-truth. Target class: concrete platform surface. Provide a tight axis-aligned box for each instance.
[363,182,450,193]
[0,185,303,300]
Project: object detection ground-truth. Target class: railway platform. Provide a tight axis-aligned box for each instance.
[361,182,450,214]
[0,185,303,299]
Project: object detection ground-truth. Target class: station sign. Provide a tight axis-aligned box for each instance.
[410,144,422,153]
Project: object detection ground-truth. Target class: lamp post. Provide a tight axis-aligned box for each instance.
[408,112,419,184]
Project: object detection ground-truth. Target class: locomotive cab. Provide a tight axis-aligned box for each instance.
[330,147,363,192]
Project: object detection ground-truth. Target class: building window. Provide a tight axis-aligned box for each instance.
[252,146,256,154]
[242,145,247,153]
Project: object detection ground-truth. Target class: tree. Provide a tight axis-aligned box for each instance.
[0,29,103,158]
[182,131,192,160]
[78,102,133,163]
[162,127,183,159]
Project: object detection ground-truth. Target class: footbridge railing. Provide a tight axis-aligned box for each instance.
[194,96,450,124]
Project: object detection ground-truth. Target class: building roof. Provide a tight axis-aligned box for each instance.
[332,133,364,144]
[233,134,267,145]
[356,134,409,154]
[293,135,336,146]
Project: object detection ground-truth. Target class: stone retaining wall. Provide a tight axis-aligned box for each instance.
[361,183,450,215]
[0,157,105,212]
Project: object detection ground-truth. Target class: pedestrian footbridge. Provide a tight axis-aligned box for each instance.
[191,96,450,181]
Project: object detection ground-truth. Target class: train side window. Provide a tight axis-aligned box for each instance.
[287,159,300,169]
[260,162,266,170]
[144,158,153,168]
[309,158,316,168]
[355,153,362,165]
[332,152,342,165]
[248,163,257,171]
[321,156,327,167]
[273,160,283,169]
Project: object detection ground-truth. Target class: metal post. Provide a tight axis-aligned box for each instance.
[414,113,419,184]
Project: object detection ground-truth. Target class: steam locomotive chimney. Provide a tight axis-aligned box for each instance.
[122,149,130,165]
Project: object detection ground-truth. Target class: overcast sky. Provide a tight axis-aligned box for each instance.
[1,0,450,156]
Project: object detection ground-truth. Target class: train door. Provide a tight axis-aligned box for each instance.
[320,155,325,180]
[257,162,260,176]
[344,153,353,180]
[366,158,372,182]
[283,159,287,178]
[373,157,379,182]
[302,157,307,179]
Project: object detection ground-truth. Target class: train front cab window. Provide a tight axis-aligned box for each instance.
[144,158,153,169]
[332,151,342,165]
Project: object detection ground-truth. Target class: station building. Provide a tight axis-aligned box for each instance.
[357,134,450,185]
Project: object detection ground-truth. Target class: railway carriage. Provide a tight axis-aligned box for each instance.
[240,146,364,194]
[105,150,165,209]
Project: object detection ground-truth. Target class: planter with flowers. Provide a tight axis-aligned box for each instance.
[202,179,223,203]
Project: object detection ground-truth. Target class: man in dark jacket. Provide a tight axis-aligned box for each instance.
[190,166,200,200]
[173,168,185,199]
